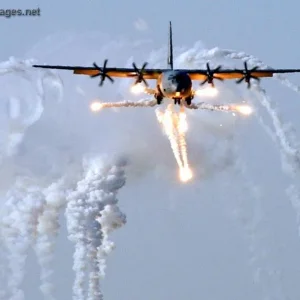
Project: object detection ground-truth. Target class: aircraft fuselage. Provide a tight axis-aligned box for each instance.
[156,71,193,104]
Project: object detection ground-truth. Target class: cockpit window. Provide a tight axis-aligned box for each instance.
[168,72,188,84]
[168,74,177,84]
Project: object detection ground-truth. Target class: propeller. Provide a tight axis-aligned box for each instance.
[90,59,114,86]
[235,61,260,89]
[132,62,149,87]
[200,63,224,87]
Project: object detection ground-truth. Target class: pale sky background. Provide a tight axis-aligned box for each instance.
[2,1,300,300]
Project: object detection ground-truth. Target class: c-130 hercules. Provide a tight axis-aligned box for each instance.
[33,22,300,106]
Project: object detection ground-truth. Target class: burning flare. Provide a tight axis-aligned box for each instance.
[156,105,193,183]
[178,110,188,133]
[233,104,253,115]
[131,83,145,94]
[195,87,219,97]
[90,101,103,112]
[179,167,193,182]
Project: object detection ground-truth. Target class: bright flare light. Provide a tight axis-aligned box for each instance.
[131,83,145,94]
[179,167,193,182]
[195,87,219,97]
[90,101,103,112]
[178,111,188,133]
[235,105,253,115]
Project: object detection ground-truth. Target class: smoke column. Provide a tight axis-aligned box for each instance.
[34,178,68,300]
[1,178,46,300]
[65,155,127,300]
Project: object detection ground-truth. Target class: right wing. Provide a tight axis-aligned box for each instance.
[32,63,167,80]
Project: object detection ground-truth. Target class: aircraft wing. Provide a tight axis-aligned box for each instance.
[186,66,300,81]
[33,62,300,81]
[32,64,165,79]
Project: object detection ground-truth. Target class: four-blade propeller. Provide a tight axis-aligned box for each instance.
[132,62,149,87]
[90,59,114,86]
[200,63,224,87]
[235,61,260,89]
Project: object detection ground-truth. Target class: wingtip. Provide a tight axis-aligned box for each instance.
[32,64,45,68]
[32,64,50,68]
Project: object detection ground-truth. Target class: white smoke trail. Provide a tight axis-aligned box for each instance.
[226,154,267,298]
[231,159,287,300]
[275,74,300,94]
[252,84,300,173]
[186,101,253,116]
[179,46,300,264]
[65,187,88,300]
[0,57,63,162]
[90,99,157,112]
[65,155,127,300]
[34,178,68,300]
[250,85,300,244]
[286,185,300,235]
[220,135,288,300]
[0,57,35,76]
[209,49,300,251]
[0,178,46,300]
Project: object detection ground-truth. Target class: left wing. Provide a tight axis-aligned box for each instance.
[187,68,300,80]
[185,62,300,81]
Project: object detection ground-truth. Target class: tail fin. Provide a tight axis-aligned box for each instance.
[167,21,173,69]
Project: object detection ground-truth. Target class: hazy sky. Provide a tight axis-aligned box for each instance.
[2,0,300,300]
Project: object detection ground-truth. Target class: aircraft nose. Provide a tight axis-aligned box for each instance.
[175,73,191,91]
[176,81,188,92]
[176,84,183,92]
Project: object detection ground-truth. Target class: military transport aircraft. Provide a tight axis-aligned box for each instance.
[33,22,300,106]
